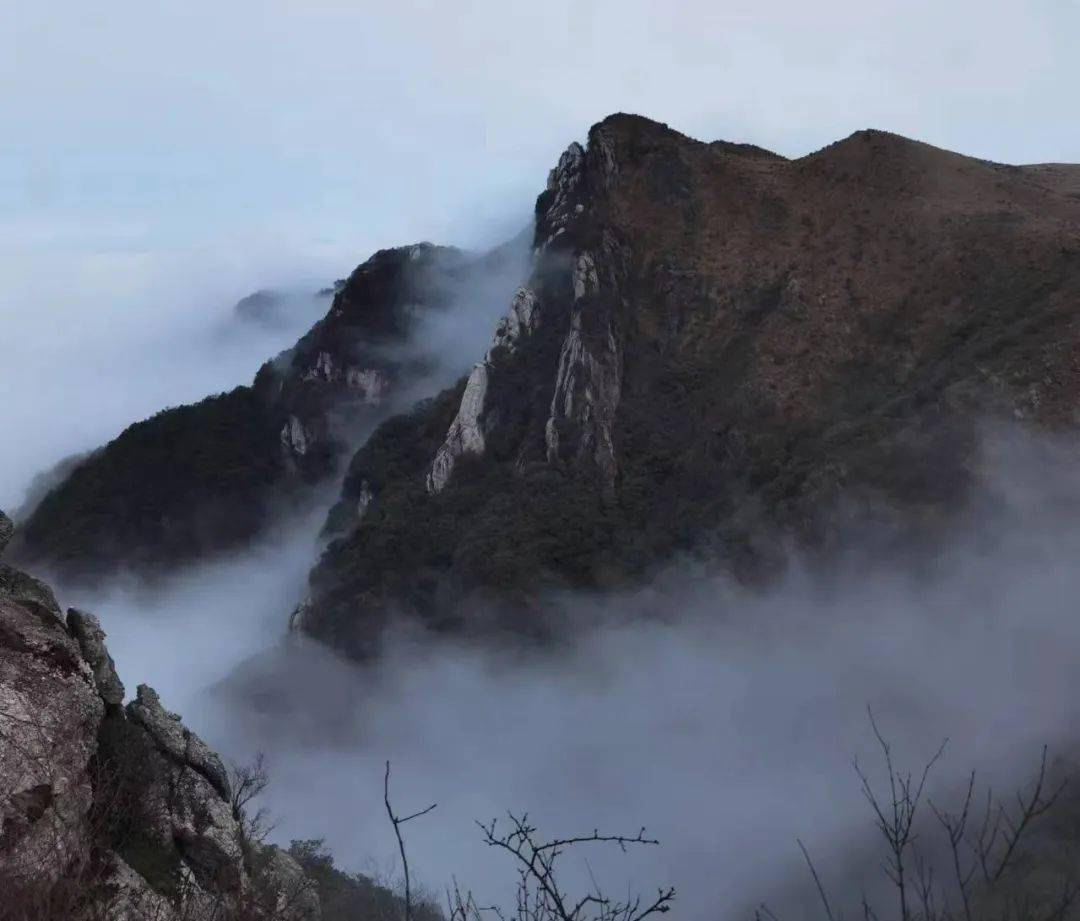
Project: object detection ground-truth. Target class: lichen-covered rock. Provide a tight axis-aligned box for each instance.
[126,685,231,802]
[95,707,248,903]
[0,592,102,881]
[98,728,251,900]
[99,855,181,921]
[0,562,62,621]
[167,763,245,890]
[67,608,126,708]
[1,565,319,917]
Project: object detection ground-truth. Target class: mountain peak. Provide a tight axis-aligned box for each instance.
[294,118,1080,657]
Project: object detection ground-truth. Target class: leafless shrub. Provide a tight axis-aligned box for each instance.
[384,760,438,921]
[231,752,277,852]
[383,761,673,921]
[759,708,1077,921]
[473,814,675,921]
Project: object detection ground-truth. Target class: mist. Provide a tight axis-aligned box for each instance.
[0,241,332,511]
[8,0,1080,507]
[3,193,1076,919]
[0,217,533,516]
[6,5,1080,916]
[21,421,1076,920]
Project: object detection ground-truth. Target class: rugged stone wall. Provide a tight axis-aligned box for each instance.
[0,510,320,920]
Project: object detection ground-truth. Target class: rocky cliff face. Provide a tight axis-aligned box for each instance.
[295,114,1080,658]
[10,244,486,584]
[0,509,320,920]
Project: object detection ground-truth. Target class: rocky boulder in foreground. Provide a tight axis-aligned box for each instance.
[0,509,320,920]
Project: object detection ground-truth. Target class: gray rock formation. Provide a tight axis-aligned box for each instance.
[98,855,179,920]
[427,360,491,494]
[0,541,320,919]
[66,608,126,708]
[538,142,586,249]
[127,684,231,802]
[425,126,631,502]
[427,285,542,494]
[256,846,322,921]
[0,591,102,882]
[121,733,245,893]
[544,250,622,490]
[0,562,62,620]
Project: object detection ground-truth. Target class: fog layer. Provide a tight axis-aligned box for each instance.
[0,242,331,510]
[36,426,1080,920]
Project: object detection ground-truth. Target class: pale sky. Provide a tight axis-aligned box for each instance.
[5,0,1079,255]
[2,0,1079,503]
[4,8,1080,906]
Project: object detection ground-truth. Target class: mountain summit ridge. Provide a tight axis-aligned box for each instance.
[291,113,1080,656]
[10,242,502,581]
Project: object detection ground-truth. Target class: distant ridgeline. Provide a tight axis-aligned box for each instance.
[11,242,519,581]
[15,114,1080,657]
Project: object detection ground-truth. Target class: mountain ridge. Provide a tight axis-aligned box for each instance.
[11,113,1080,658]
[10,241,520,583]
[291,113,1080,656]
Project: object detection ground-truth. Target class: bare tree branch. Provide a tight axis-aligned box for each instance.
[384,760,438,921]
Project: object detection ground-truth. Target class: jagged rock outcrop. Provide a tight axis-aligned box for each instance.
[296,113,1080,658]
[126,684,231,803]
[0,518,320,919]
[103,704,245,894]
[0,585,102,882]
[0,559,62,620]
[427,362,491,494]
[426,286,542,494]
[256,846,322,921]
[0,515,102,893]
[543,249,622,491]
[67,608,125,709]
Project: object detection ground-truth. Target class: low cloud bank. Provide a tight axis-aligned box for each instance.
[6,227,1074,918]
[0,241,333,511]
[44,425,1075,920]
